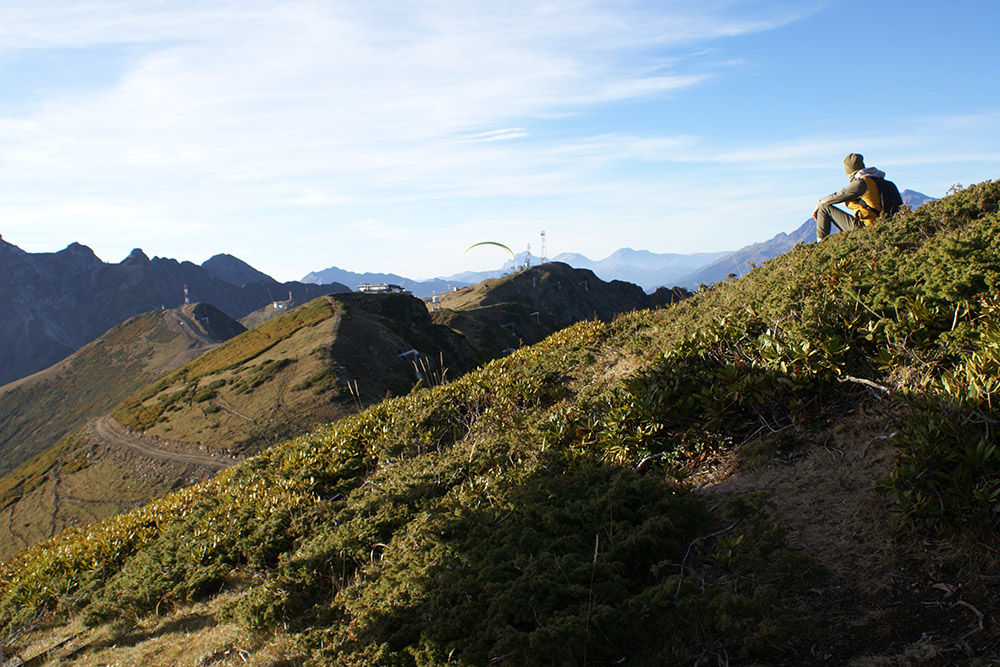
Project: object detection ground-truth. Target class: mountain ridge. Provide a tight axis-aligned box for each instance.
[0,303,247,560]
[0,302,244,478]
[0,239,349,386]
[202,253,279,287]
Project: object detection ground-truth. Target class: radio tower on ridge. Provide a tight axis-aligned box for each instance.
[183,284,190,306]
[540,230,547,264]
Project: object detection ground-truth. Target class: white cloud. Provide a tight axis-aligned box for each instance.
[449,128,530,143]
[0,0,886,279]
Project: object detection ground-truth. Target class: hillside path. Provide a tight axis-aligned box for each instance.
[90,415,235,470]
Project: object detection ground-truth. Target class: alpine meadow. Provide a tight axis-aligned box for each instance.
[3,182,1000,664]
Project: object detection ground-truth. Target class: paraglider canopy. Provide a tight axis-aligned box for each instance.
[462,241,515,259]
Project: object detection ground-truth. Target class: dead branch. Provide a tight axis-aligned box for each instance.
[675,521,739,598]
[955,599,985,638]
[838,374,892,397]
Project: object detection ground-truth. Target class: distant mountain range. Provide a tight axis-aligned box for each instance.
[551,248,729,290]
[302,249,718,297]
[678,218,816,288]
[900,189,936,209]
[0,237,348,386]
[303,189,935,295]
[301,266,469,298]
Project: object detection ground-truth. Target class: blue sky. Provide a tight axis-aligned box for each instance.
[1,0,998,281]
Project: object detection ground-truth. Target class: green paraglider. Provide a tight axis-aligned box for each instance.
[462,241,515,260]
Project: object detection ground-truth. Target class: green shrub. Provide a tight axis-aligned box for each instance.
[193,390,215,403]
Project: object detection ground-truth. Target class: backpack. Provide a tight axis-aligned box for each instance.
[873,177,904,217]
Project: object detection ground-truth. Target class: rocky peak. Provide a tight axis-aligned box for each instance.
[57,242,100,262]
[202,253,278,287]
[122,248,151,265]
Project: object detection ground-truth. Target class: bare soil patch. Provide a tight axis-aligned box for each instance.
[699,400,1000,665]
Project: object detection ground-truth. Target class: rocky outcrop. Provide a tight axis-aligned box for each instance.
[477,262,685,324]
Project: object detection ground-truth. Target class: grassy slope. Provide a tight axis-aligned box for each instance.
[2,181,1000,665]
[0,294,473,562]
[0,431,203,564]
[0,305,238,478]
[0,306,244,561]
[110,293,491,457]
[0,286,592,563]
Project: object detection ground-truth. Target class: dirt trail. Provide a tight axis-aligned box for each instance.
[90,416,235,471]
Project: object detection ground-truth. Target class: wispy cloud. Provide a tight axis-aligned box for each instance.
[448,128,530,143]
[1,2,804,189]
[6,0,950,279]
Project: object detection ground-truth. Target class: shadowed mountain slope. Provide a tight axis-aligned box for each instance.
[0,238,348,386]
[109,293,484,457]
[430,261,689,358]
[201,253,279,287]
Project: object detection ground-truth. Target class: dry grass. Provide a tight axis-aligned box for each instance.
[12,590,305,667]
[0,437,210,562]
[705,404,900,585]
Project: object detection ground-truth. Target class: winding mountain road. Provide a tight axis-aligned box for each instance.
[90,415,235,470]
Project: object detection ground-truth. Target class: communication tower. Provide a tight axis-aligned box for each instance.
[183,284,190,305]
[540,230,547,264]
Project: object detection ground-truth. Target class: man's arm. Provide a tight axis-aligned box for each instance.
[817,179,866,207]
[813,179,866,220]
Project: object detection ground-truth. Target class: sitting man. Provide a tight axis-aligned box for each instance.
[813,153,889,241]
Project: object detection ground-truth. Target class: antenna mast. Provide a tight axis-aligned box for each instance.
[540,230,547,264]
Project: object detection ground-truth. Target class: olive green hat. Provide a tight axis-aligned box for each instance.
[844,153,865,174]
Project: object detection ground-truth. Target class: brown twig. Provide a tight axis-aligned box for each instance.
[838,374,892,397]
[675,521,739,598]
[955,599,985,638]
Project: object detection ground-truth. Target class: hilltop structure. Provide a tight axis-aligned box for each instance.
[357,283,409,294]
